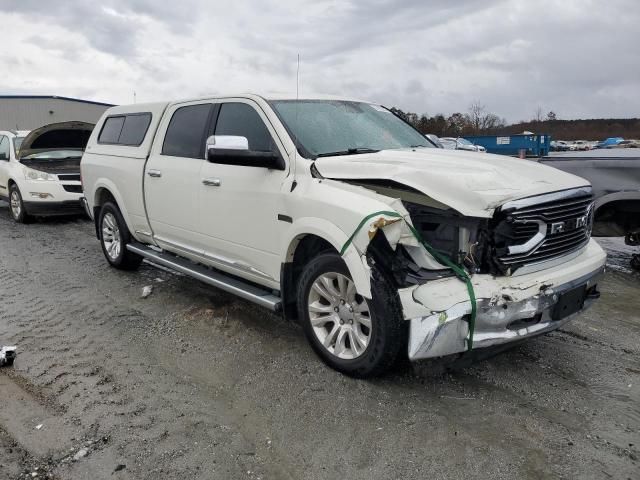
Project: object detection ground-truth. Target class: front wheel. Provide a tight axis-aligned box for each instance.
[99,202,143,270]
[297,252,406,377]
[9,184,32,224]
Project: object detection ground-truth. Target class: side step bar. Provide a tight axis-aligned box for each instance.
[127,243,282,312]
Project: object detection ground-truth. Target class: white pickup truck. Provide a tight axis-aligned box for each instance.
[81,94,606,377]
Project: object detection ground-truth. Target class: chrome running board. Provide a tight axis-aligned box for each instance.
[127,243,281,312]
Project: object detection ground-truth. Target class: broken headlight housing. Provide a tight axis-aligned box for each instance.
[402,201,491,274]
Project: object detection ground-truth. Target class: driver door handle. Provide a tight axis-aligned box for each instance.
[202,178,221,187]
[147,169,162,178]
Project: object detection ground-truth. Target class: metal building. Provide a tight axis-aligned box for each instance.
[0,95,114,131]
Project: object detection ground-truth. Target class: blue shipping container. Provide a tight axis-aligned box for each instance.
[463,134,551,157]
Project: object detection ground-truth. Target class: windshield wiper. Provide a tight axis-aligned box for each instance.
[316,147,380,158]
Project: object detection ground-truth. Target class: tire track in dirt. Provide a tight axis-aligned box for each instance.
[0,206,638,479]
[0,212,297,479]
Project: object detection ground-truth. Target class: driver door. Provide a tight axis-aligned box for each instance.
[198,100,289,285]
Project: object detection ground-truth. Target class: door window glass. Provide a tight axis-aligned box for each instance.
[162,104,212,158]
[0,136,9,160]
[215,103,273,152]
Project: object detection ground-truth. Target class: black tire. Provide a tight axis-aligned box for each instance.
[625,233,640,247]
[297,252,406,378]
[98,202,143,270]
[8,184,33,224]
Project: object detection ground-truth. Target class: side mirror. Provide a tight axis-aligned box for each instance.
[0,152,8,161]
[206,135,284,170]
[207,135,249,154]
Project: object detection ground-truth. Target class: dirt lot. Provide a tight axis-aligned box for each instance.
[0,204,638,480]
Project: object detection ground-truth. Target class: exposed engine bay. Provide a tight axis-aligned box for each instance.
[20,157,82,174]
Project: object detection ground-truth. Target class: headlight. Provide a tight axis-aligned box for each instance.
[23,167,57,181]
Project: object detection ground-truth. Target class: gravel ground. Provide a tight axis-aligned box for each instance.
[0,202,638,480]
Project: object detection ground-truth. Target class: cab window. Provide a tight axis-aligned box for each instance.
[98,113,152,146]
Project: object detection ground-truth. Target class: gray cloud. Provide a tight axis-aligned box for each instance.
[0,0,638,121]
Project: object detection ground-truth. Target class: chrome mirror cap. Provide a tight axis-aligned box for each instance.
[206,135,249,154]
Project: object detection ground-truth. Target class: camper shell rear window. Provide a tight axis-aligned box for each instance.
[98,113,152,146]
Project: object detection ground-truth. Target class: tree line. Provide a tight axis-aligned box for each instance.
[391,102,640,140]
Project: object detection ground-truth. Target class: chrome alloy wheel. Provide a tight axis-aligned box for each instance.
[102,212,122,260]
[10,190,21,219]
[308,272,372,360]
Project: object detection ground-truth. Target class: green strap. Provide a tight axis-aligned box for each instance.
[341,211,477,350]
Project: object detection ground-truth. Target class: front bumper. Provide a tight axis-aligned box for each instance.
[400,240,607,361]
[23,200,85,216]
[20,179,84,216]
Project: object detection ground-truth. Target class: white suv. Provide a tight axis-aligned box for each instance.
[0,122,93,223]
[81,94,606,377]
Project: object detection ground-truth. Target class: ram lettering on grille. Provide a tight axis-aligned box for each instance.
[494,188,594,272]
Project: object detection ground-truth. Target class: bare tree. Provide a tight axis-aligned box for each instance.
[467,101,486,134]
[534,106,544,123]
[467,101,505,134]
[546,111,558,121]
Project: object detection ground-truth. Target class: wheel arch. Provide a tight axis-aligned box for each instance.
[279,218,373,322]
[91,180,134,240]
[593,192,640,237]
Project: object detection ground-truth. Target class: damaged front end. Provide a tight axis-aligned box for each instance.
[403,263,603,360]
[334,179,607,362]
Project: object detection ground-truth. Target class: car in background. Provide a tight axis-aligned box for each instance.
[424,134,444,148]
[441,137,486,152]
[595,137,624,149]
[439,138,457,150]
[0,121,94,223]
[0,129,29,204]
[569,140,591,151]
[551,140,571,151]
[613,139,640,148]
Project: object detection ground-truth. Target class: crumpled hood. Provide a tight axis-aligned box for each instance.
[18,121,94,159]
[314,148,590,218]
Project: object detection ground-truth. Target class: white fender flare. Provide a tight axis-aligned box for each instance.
[91,179,135,235]
[282,217,373,299]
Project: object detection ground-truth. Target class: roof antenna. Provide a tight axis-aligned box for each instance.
[290,54,300,192]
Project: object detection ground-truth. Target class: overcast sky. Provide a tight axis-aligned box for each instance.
[0,0,638,122]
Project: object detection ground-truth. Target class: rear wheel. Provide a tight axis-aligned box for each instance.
[99,202,143,270]
[9,184,32,224]
[297,252,405,377]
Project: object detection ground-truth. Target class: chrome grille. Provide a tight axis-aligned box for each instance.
[58,174,81,181]
[494,187,593,271]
